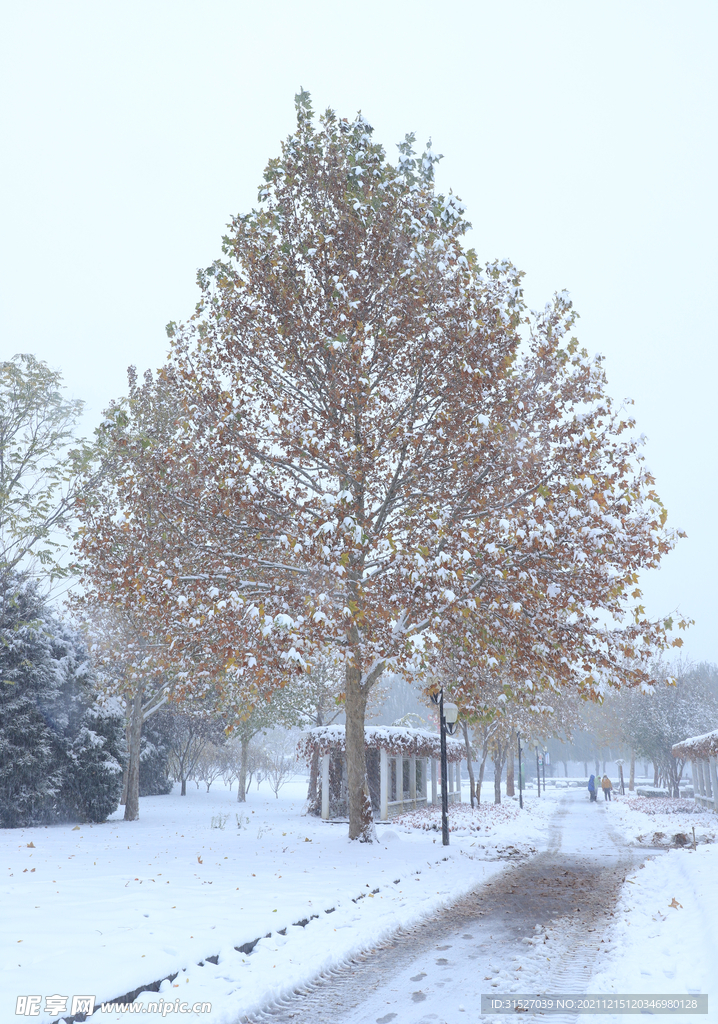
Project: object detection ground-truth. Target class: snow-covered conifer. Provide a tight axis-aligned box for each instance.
[0,575,125,826]
[0,578,65,826]
[139,714,174,796]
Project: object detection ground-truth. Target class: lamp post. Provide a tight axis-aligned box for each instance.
[517,732,523,809]
[430,688,459,846]
[536,746,541,797]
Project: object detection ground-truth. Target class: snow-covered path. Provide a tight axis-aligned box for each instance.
[246,791,641,1024]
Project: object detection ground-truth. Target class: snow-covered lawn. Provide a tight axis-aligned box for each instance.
[1,780,553,1023]
[588,793,718,1021]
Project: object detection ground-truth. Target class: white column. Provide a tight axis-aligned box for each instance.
[431,759,438,805]
[695,761,704,808]
[395,756,403,810]
[410,754,417,808]
[705,759,713,797]
[380,748,388,821]
[710,757,718,812]
[455,760,462,803]
[321,754,330,819]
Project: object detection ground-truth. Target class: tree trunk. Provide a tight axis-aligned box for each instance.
[306,746,320,814]
[672,760,684,798]
[237,736,249,803]
[124,685,144,822]
[595,759,600,778]
[629,751,635,791]
[476,754,487,804]
[493,741,503,804]
[181,777,187,796]
[345,663,375,842]
[562,760,568,777]
[506,732,515,797]
[462,722,476,809]
[653,762,659,786]
[120,715,131,805]
[583,761,588,776]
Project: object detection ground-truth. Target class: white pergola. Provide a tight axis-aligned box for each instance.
[672,728,718,813]
[297,725,465,821]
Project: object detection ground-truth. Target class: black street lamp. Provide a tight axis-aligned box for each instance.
[517,732,523,809]
[430,687,459,846]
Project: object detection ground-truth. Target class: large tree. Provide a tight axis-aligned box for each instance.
[0,354,85,587]
[77,94,683,841]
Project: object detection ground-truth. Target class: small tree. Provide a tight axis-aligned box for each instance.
[262,729,297,798]
[79,606,174,820]
[195,743,226,792]
[164,711,224,796]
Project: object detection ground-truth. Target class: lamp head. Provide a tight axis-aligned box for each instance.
[443,702,459,725]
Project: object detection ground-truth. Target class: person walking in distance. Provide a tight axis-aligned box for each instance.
[588,774,598,802]
[601,774,613,801]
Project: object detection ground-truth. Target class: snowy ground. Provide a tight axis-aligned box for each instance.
[2,781,716,1023]
[588,794,718,1022]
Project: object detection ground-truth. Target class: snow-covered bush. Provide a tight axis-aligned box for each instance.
[0,575,125,827]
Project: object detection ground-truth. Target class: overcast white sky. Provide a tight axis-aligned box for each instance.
[1,1,716,661]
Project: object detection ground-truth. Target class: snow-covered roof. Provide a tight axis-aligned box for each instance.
[672,728,718,760]
[296,724,465,763]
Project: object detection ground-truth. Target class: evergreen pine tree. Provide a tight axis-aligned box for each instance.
[0,575,125,826]
[0,578,65,826]
[53,629,126,823]
[139,714,173,797]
